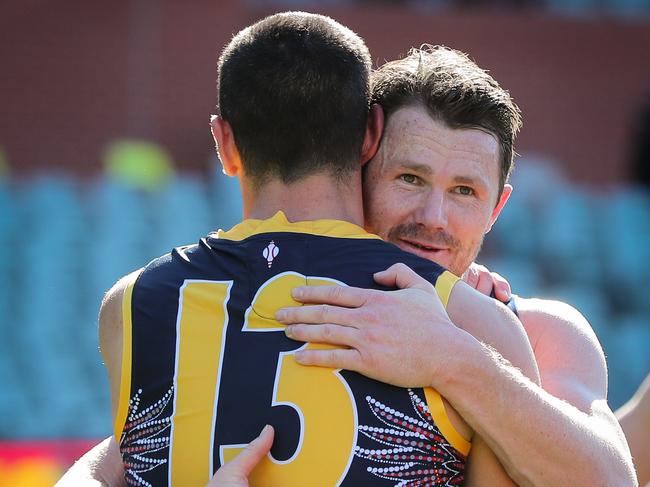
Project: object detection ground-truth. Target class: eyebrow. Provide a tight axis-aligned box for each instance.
[398,161,434,175]
[453,175,488,188]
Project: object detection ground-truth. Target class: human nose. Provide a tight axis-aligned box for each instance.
[414,190,448,230]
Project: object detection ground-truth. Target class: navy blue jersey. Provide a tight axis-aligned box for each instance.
[115,212,469,486]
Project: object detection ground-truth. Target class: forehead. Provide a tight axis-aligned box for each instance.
[380,105,501,181]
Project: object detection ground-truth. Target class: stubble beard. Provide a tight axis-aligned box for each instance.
[386,222,484,276]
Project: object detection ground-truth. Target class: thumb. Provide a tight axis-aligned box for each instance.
[215,425,274,482]
[230,425,274,475]
[374,263,435,292]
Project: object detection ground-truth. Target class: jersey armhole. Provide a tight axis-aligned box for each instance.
[434,270,460,308]
[423,388,471,456]
[113,272,139,441]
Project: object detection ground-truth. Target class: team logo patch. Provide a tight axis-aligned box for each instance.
[263,240,280,268]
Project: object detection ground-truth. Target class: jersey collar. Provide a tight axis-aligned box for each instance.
[214,211,381,241]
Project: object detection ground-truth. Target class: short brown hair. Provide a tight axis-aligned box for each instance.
[371,45,522,196]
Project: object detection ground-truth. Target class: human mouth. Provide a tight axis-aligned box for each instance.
[397,238,450,261]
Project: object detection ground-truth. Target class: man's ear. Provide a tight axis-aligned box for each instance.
[360,104,384,166]
[486,183,513,233]
[211,116,242,177]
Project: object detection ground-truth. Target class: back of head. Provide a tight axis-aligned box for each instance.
[218,12,371,185]
[371,45,522,195]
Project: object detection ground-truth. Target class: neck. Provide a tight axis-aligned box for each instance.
[240,171,364,226]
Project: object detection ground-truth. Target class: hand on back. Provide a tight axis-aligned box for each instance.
[277,263,470,388]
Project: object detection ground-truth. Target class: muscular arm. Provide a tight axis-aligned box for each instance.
[56,272,138,486]
[442,292,636,486]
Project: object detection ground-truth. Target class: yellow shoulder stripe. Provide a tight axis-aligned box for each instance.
[434,270,459,308]
[427,270,470,455]
[424,388,471,456]
[113,273,139,441]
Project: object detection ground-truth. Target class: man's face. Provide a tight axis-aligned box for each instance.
[363,104,511,276]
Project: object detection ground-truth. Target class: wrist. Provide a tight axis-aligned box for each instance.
[429,329,485,393]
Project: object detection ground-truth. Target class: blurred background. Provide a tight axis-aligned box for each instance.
[1,0,649,483]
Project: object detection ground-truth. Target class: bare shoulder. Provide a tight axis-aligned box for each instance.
[515,297,605,370]
[515,297,602,351]
[99,270,141,348]
[515,297,608,406]
[99,269,142,420]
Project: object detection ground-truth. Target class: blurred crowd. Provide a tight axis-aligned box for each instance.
[0,145,648,440]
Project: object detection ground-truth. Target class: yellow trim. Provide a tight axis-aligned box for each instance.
[426,271,469,455]
[423,388,471,456]
[434,270,460,308]
[113,274,138,440]
[216,211,381,242]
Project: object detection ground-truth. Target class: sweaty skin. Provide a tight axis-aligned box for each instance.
[283,105,636,486]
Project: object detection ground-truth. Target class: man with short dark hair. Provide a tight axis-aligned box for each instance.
[217,12,371,185]
[57,12,538,487]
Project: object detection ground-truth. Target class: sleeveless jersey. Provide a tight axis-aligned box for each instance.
[114,212,470,487]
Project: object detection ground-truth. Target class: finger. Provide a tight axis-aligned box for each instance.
[285,323,359,347]
[491,272,512,302]
[475,271,494,296]
[276,303,358,326]
[291,285,370,308]
[294,347,361,371]
[462,266,479,288]
[223,425,274,476]
[373,263,434,292]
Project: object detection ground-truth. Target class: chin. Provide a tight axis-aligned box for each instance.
[426,255,465,276]
[447,265,465,277]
